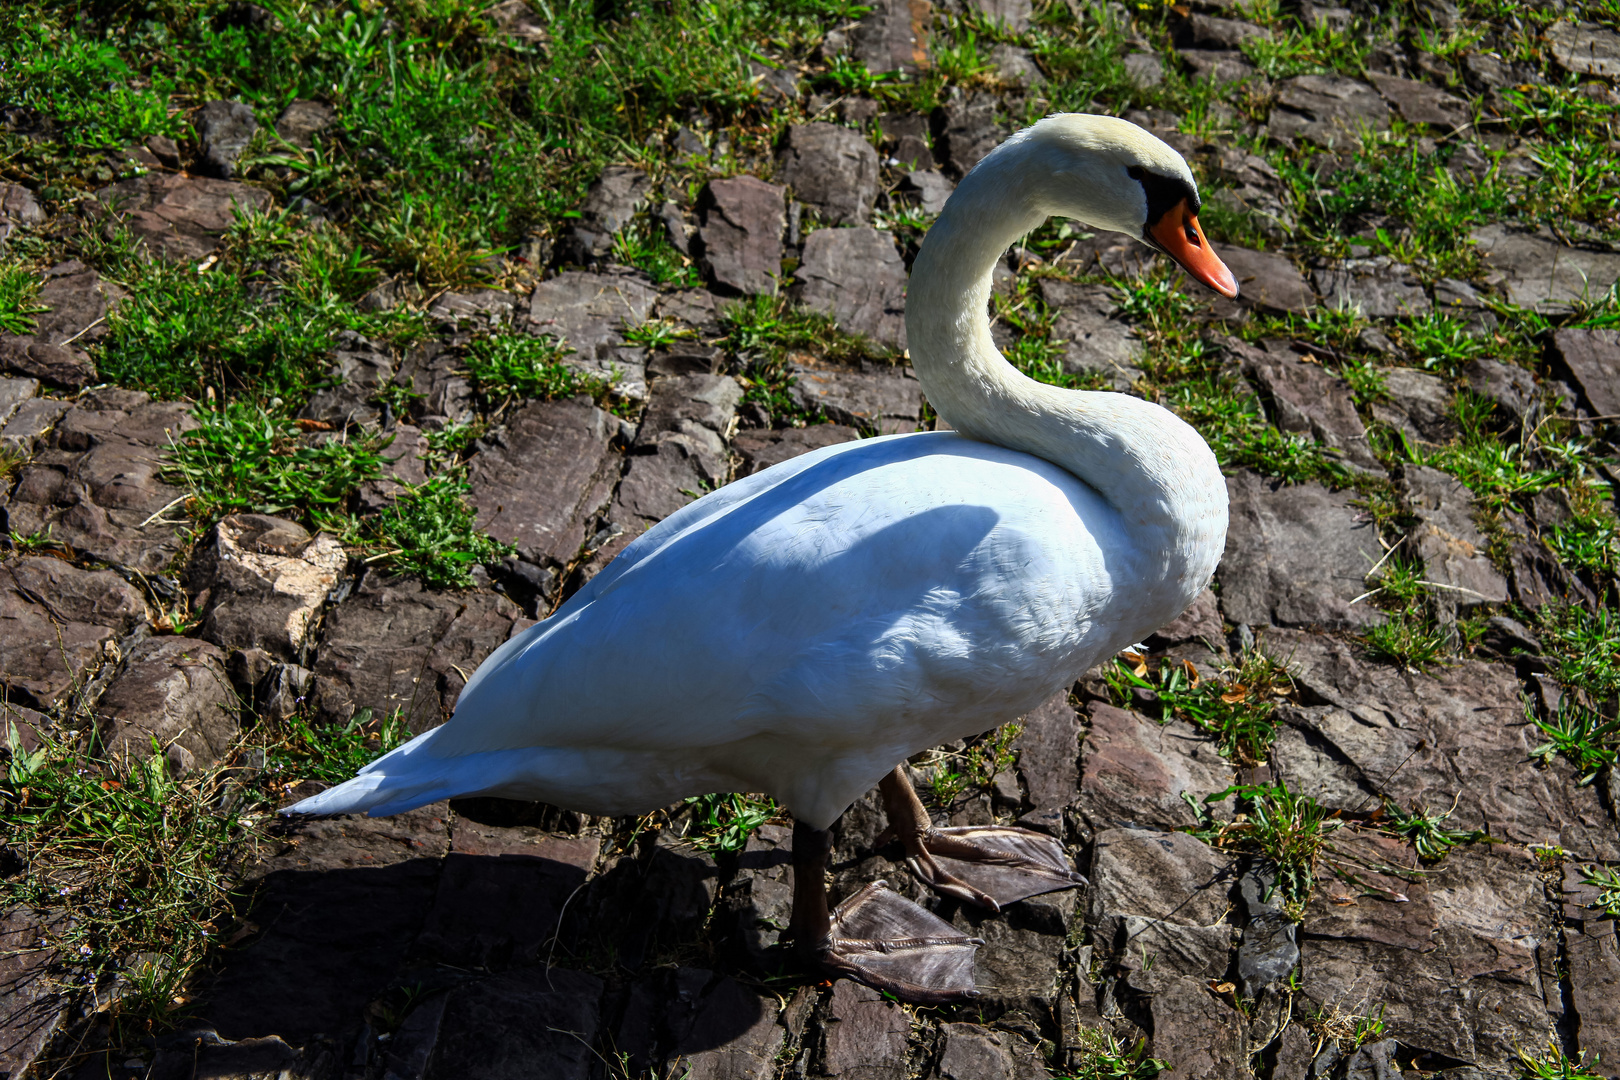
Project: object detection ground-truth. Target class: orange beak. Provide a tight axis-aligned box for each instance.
[1149,201,1238,299]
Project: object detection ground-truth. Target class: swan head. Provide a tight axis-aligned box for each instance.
[980,113,1239,299]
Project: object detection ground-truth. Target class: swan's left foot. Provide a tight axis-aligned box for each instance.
[879,767,1086,911]
[792,821,981,1004]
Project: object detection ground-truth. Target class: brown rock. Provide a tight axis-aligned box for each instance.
[696,176,786,296]
[1013,692,1081,834]
[94,172,273,261]
[0,559,139,709]
[1216,470,1385,631]
[189,514,346,660]
[1147,978,1248,1078]
[5,392,197,572]
[819,980,910,1079]
[308,572,526,733]
[96,636,236,774]
[201,804,450,1043]
[733,424,862,477]
[789,359,923,434]
[778,124,881,226]
[1221,246,1314,313]
[0,909,70,1080]
[0,340,96,388]
[1078,703,1233,836]
[1566,920,1620,1067]
[1238,340,1379,470]
[1267,628,1619,860]
[1298,846,1552,1068]
[1552,327,1620,418]
[792,226,907,348]
[466,397,621,572]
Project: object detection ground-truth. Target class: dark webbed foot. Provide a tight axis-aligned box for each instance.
[903,824,1087,911]
[813,880,981,1004]
[879,766,1087,911]
[792,822,981,1004]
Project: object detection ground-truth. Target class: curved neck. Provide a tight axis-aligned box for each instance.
[905,148,1228,629]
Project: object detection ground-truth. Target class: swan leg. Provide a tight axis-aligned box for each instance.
[878,766,1087,912]
[791,821,980,1004]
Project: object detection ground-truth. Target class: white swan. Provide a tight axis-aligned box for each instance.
[288,113,1235,1002]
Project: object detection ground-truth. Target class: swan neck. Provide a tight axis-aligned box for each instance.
[904,140,1228,627]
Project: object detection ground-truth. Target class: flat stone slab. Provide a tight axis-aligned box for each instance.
[1312,259,1427,319]
[0,558,143,710]
[696,176,786,296]
[1222,246,1314,313]
[1037,280,1142,389]
[1299,845,1553,1069]
[1551,327,1620,417]
[848,0,932,73]
[1010,692,1081,835]
[1216,470,1385,631]
[94,173,273,262]
[97,635,237,775]
[1549,20,1620,77]
[308,573,527,733]
[1471,224,1620,310]
[1367,71,1470,128]
[792,226,907,348]
[201,805,452,1045]
[1077,702,1234,837]
[466,397,621,572]
[732,423,861,476]
[1266,74,1390,146]
[788,359,922,433]
[778,123,881,226]
[527,271,659,363]
[1236,339,1379,470]
[1371,367,1456,444]
[4,388,197,572]
[0,909,70,1080]
[1267,627,1619,860]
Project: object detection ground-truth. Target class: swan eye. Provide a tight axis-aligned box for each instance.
[1184,222,1200,246]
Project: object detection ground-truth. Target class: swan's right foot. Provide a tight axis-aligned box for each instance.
[809,880,981,1005]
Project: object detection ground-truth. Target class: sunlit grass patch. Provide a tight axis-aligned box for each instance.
[163,402,388,529]
[1106,647,1295,766]
[365,474,514,590]
[1187,780,1343,921]
[680,792,780,853]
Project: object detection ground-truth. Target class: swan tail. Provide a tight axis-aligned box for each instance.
[280,728,467,818]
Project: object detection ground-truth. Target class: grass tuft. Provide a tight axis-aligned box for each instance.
[365,474,514,589]
[163,403,388,529]
[2,725,246,1030]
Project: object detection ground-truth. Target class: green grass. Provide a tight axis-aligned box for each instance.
[721,292,890,425]
[263,706,411,789]
[1578,864,1620,918]
[365,474,514,589]
[1189,781,1343,921]
[924,721,1023,809]
[613,218,703,289]
[1516,1040,1607,1080]
[1378,799,1494,861]
[1534,605,1620,705]
[163,402,388,529]
[1057,1029,1169,1080]
[680,792,779,852]
[2,725,246,1031]
[1530,698,1620,785]
[462,332,606,411]
[0,260,47,334]
[1106,648,1294,766]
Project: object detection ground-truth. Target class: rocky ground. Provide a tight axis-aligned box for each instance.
[3,0,1620,1077]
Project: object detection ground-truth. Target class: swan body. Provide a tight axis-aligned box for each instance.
[289,116,1234,967]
